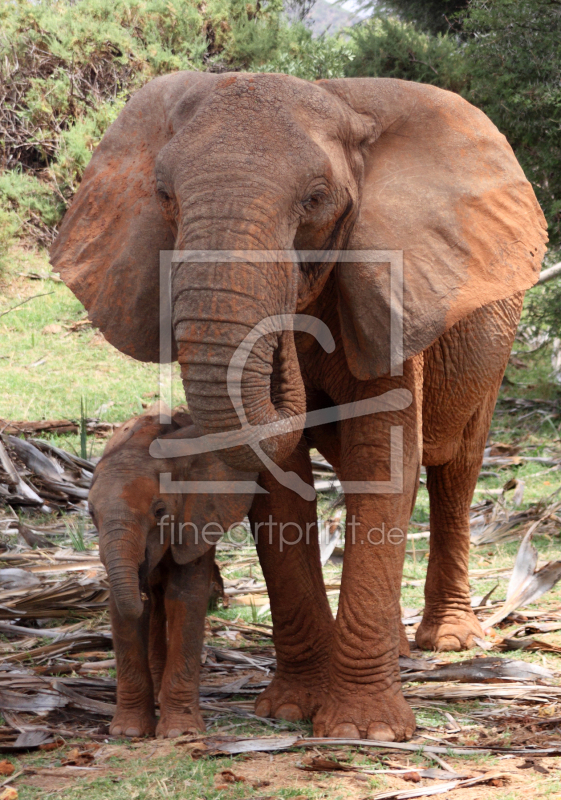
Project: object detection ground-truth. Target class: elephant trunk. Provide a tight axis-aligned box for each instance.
[100,525,144,619]
[173,230,305,471]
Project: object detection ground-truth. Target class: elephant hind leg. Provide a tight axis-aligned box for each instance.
[156,551,214,738]
[148,569,167,700]
[416,387,501,652]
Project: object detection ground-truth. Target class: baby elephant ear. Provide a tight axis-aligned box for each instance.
[171,453,257,565]
[320,78,548,380]
[50,71,216,362]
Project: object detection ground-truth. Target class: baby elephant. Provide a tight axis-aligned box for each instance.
[89,406,255,738]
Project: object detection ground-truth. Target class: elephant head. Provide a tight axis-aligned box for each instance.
[51,74,547,472]
[89,405,255,619]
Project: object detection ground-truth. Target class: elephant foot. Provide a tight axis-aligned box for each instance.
[255,673,327,722]
[313,686,416,741]
[156,709,205,738]
[416,608,484,652]
[110,708,156,738]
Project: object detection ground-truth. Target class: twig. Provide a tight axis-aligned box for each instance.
[0,770,23,787]
[0,292,55,319]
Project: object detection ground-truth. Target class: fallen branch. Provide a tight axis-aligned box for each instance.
[537,261,561,284]
[202,734,561,758]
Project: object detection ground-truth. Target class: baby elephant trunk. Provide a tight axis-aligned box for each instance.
[100,526,145,619]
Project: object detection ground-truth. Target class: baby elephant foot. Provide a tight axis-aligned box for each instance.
[255,674,327,722]
[416,608,484,652]
[110,709,156,738]
[156,710,205,738]
[313,687,416,742]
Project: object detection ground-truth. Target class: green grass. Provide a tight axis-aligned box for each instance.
[0,247,184,455]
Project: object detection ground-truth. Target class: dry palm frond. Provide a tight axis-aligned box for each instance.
[404,683,561,702]
[484,520,561,630]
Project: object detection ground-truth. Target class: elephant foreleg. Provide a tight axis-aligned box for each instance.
[313,357,422,742]
[110,593,156,737]
[250,445,334,722]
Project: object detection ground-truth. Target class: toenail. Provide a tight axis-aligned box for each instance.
[275,703,303,722]
[437,636,461,651]
[367,722,396,741]
[331,723,361,738]
[255,699,272,718]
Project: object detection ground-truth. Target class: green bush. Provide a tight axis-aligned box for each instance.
[0,208,20,275]
[345,14,467,92]
[525,277,561,338]
[462,0,561,249]
[257,27,353,79]
[0,0,348,249]
[0,168,64,262]
[349,1,561,252]
[379,0,466,35]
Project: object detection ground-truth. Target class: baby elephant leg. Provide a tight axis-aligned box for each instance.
[156,549,214,738]
[148,570,167,700]
[110,594,156,737]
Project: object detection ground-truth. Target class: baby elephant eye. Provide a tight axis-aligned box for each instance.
[153,505,167,520]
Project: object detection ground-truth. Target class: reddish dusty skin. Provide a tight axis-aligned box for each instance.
[250,446,334,722]
[157,550,214,737]
[52,74,548,741]
[147,571,167,699]
[90,409,256,738]
[108,591,156,737]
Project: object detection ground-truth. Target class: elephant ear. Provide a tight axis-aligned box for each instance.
[320,78,548,380]
[49,71,216,362]
[172,452,256,565]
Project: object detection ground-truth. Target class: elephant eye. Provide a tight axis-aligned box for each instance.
[156,179,172,203]
[302,194,322,211]
[153,504,166,520]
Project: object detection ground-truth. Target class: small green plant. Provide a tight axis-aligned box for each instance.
[249,596,259,625]
[80,396,88,460]
[66,516,88,551]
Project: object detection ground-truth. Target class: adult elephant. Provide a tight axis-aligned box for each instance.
[51,73,547,741]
